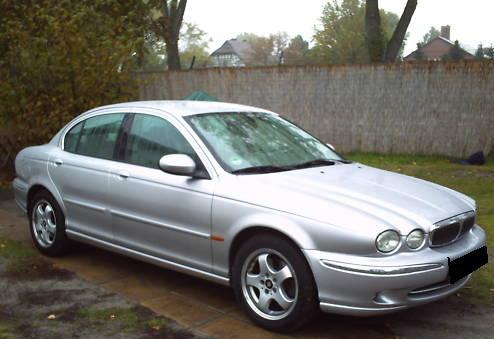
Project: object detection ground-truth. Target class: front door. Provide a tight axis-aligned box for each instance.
[108,113,215,272]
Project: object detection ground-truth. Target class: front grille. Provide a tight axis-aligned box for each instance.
[430,211,475,247]
[430,222,461,246]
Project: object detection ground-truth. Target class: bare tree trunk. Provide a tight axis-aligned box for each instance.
[384,0,417,61]
[165,40,181,70]
[365,0,385,62]
[161,0,187,70]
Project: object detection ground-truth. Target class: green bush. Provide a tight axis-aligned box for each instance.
[0,0,151,147]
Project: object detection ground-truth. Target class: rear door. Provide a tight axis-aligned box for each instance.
[107,112,215,272]
[48,112,126,242]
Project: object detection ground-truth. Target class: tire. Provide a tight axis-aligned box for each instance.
[231,233,318,332]
[28,190,71,256]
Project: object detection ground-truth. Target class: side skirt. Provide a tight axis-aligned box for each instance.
[66,229,230,286]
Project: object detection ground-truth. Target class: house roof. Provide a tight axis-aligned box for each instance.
[210,39,253,62]
[404,36,474,61]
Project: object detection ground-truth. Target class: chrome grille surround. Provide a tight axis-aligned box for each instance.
[430,211,476,247]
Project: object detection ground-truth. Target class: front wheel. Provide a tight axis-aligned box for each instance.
[231,233,318,332]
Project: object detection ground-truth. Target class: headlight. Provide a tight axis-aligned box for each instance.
[406,229,425,249]
[376,230,400,253]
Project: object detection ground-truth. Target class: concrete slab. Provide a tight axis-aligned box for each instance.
[196,316,288,339]
[142,292,224,328]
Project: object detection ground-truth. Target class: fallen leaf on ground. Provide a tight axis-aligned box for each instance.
[47,314,56,320]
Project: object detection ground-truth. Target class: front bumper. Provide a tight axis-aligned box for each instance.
[304,225,486,316]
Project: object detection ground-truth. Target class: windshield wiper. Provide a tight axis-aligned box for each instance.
[291,159,336,169]
[231,159,338,175]
[231,165,291,175]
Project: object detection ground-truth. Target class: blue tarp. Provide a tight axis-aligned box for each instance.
[183,91,218,101]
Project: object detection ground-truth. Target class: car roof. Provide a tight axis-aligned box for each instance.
[88,100,276,117]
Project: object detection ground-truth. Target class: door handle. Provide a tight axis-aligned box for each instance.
[117,171,129,179]
[54,159,63,166]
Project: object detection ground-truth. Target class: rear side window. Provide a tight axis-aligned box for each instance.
[124,114,197,169]
[64,113,125,160]
[64,122,83,153]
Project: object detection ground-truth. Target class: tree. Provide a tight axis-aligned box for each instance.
[151,0,188,70]
[271,32,289,64]
[247,35,275,66]
[485,45,494,59]
[313,0,401,64]
[444,40,465,61]
[0,0,149,147]
[421,26,441,45]
[365,0,385,62]
[475,44,485,59]
[363,0,417,62]
[382,0,417,61]
[413,43,425,60]
[237,33,287,66]
[179,23,211,68]
[284,35,311,65]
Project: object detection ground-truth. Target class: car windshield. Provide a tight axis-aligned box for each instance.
[185,112,344,174]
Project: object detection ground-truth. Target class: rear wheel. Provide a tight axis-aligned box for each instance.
[29,190,71,256]
[231,233,318,332]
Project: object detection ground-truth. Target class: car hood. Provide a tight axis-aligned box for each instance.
[218,163,475,235]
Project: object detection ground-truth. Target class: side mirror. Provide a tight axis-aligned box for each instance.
[326,143,336,151]
[159,154,196,177]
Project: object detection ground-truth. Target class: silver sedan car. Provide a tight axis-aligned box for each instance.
[13,101,487,331]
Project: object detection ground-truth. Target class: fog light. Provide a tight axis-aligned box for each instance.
[376,230,400,253]
[406,229,425,249]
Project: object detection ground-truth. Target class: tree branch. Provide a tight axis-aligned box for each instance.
[384,0,417,61]
[175,0,187,30]
[162,0,169,18]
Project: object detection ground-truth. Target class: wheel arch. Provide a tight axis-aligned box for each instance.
[228,225,315,279]
[27,183,64,214]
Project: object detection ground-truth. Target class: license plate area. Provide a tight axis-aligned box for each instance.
[448,246,488,284]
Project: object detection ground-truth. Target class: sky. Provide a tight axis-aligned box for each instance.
[184,0,494,56]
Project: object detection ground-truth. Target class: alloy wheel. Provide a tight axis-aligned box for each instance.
[32,200,57,248]
[241,249,298,320]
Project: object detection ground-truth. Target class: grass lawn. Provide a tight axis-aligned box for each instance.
[346,153,494,307]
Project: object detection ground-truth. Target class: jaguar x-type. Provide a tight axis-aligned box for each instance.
[13,101,487,331]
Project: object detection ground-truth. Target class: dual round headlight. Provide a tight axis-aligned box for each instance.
[376,230,400,253]
[406,229,425,249]
[376,229,425,253]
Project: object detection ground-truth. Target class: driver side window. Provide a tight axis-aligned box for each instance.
[124,114,199,169]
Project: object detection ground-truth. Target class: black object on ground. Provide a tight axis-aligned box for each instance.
[451,151,485,166]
